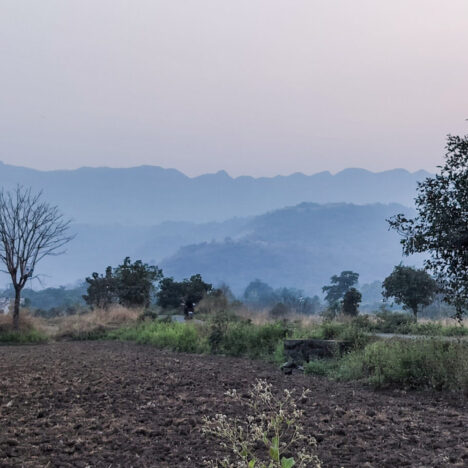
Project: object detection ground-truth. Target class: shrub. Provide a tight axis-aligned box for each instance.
[213,321,289,359]
[336,338,468,392]
[374,310,415,333]
[304,360,334,377]
[202,379,321,468]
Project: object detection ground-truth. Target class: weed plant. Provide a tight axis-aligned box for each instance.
[202,379,321,468]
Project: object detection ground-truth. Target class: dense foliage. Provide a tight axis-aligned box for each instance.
[382,265,438,320]
[84,258,162,308]
[388,134,468,319]
[322,271,359,311]
[342,287,362,316]
[156,274,212,310]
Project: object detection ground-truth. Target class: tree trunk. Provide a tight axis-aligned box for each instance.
[412,306,418,322]
[12,287,21,331]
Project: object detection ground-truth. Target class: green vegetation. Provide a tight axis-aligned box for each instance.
[110,321,208,353]
[157,274,213,310]
[323,270,359,313]
[353,311,468,336]
[382,265,438,321]
[342,287,362,316]
[109,316,290,360]
[335,339,468,392]
[202,380,321,468]
[388,134,468,319]
[84,257,163,309]
[0,328,48,344]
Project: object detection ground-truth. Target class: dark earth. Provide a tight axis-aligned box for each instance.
[0,341,466,467]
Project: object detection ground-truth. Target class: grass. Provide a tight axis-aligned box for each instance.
[0,311,48,344]
[352,311,468,336]
[4,305,467,393]
[109,320,209,353]
[305,337,468,394]
[53,305,141,340]
[337,338,468,392]
[108,313,291,360]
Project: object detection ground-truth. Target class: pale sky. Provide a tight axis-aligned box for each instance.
[1,0,467,177]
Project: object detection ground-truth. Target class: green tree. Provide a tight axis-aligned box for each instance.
[382,265,438,321]
[83,266,117,309]
[84,258,162,309]
[342,287,362,316]
[388,134,468,319]
[322,271,359,311]
[183,274,213,305]
[156,274,212,310]
[114,257,162,307]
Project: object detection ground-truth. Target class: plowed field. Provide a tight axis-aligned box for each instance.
[0,342,466,467]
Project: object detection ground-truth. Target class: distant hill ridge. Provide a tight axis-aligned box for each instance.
[0,161,430,225]
[26,201,421,293]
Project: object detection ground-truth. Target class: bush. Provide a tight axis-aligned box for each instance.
[304,359,336,376]
[374,310,415,333]
[336,338,468,392]
[212,321,289,359]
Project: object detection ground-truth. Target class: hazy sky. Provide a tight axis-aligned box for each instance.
[1,1,468,177]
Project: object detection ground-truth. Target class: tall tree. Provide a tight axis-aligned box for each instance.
[114,257,163,308]
[0,186,72,329]
[322,271,359,311]
[342,288,362,316]
[83,267,117,309]
[382,265,438,321]
[157,274,212,310]
[388,134,468,319]
[84,258,162,309]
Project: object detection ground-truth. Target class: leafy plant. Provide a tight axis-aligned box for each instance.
[202,379,321,468]
[388,134,468,319]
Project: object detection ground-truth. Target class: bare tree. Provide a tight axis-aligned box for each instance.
[0,186,73,330]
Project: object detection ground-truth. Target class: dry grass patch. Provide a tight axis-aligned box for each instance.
[55,305,141,340]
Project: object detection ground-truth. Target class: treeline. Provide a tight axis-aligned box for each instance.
[1,261,455,320]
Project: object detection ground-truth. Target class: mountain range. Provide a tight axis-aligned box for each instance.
[0,162,426,295]
[0,162,429,224]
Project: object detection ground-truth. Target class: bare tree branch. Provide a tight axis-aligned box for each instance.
[0,185,74,329]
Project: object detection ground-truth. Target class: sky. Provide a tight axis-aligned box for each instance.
[1,0,468,177]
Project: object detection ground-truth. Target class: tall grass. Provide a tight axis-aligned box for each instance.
[54,305,141,340]
[328,338,468,393]
[110,321,209,353]
[0,311,48,344]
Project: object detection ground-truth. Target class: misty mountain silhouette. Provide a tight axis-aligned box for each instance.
[0,161,429,224]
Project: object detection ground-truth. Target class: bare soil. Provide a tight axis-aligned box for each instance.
[0,341,466,467]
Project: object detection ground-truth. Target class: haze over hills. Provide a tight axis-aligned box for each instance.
[160,202,421,295]
[0,162,425,293]
[0,162,429,224]
[24,202,421,296]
